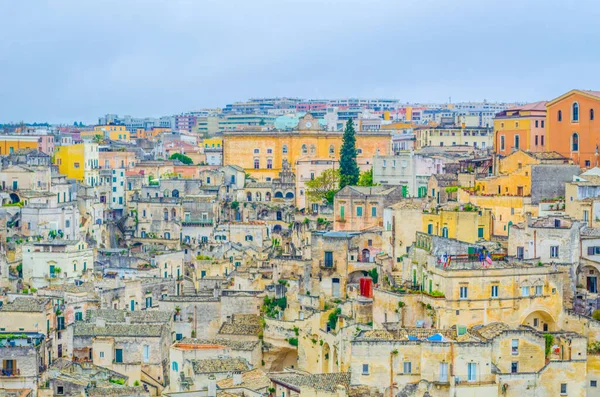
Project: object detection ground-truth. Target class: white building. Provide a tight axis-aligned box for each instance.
[22,239,94,288]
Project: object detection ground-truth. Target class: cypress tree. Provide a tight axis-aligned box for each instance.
[339,119,360,188]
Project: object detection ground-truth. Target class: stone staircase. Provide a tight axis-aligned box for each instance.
[182,276,196,295]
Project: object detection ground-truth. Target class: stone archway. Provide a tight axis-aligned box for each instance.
[578,262,600,294]
[521,309,557,332]
[322,342,331,373]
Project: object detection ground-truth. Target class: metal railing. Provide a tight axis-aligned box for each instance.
[0,368,21,376]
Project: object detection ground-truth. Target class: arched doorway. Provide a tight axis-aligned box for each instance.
[579,264,600,293]
[522,310,556,332]
[322,342,331,373]
[266,192,271,201]
[361,249,370,263]
[332,346,339,372]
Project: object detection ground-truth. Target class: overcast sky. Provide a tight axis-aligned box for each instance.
[1,0,599,124]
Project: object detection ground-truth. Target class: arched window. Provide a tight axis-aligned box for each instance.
[442,227,448,238]
[572,133,579,152]
[282,145,288,154]
[171,209,176,220]
[301,144,307,154]
[164,189,170,197]
[572,102,579,122]
[591,109,595,121]
[164,232,171,239]
[163,209,169,220]
[172,189,179,198]
[310,144,316,155]
[253,148,260,154]
[254,158,260,169]
[172,361,178,371]
[329,145,335,155]
[558,110,562,122]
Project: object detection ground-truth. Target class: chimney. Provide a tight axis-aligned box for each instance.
[207,375,217,397]
[233,373,243,386]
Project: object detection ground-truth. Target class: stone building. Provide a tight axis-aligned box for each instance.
[311,230,384,298]
[223,113,391,180]
[350,324,587,397]
[333,186,405,232]
[71,309,173,394]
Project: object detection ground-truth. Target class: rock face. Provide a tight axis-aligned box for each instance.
[262,341,298,371]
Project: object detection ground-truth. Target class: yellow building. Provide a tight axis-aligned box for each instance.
[54,143,100,186]
[0,135,39,155]
[223,114,391,179]
[94,124,130,142]
[202,137,223,149]
[463,150,578,236]
[415,125,493,149]
[422,205,492,243]
[493,101,547,156]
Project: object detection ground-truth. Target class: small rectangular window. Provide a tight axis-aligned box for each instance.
[511,339,519,355]
[511,362,518,373]
[591,380,597,387]
[551,246,559,258]
[561,383,567,395]
[403,361,412,374]
[362,364,369,375]
[356,206,363,216]
[521,287,530,297]
[460,286,468,299]
[535,285,543,296]
[491,285,498,298]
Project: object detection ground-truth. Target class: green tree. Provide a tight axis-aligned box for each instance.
[339,119,360,189]
[305,168,339,204]
[357,168,378,186]
[169,153,193,165]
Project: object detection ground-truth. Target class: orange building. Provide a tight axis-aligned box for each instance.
[546,89,600,169]
[99,150,138,169]
[493,101,547,156]
[0,135,39,155]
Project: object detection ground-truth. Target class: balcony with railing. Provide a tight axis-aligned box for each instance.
[319,259,337,270]
[182,218,213,227]
[0,368,21,377]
